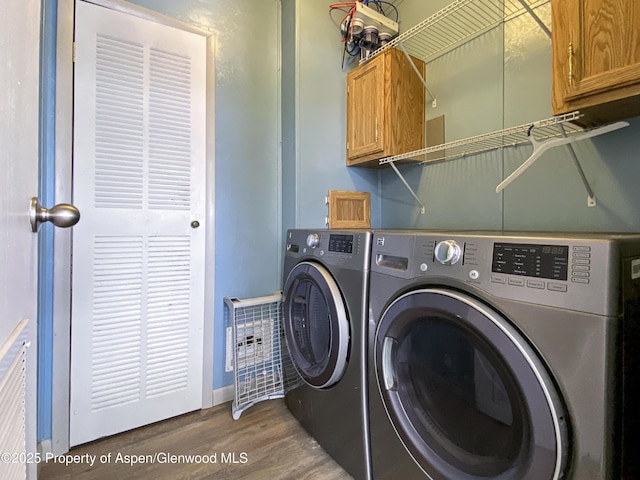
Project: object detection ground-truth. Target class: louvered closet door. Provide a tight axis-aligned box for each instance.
[70,1,207,446]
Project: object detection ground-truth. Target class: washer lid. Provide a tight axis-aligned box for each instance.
[375,288,569,480]
[283,262,350,389]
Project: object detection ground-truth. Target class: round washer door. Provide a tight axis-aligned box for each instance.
[283,261,350,389]
[375,288,568,480]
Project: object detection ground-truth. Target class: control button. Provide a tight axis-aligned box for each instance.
[491,275,506,284]
[572,252,591,258]
[319,250,324,256]
[527,280,545,289]
[508,278,525,287]
[469,270,479,280]
[571,277,590,284]
[572,265,590,271]
[571,271,590,278]
[548,282,568,292]
[420,263,428,272]
[573,246,591,252]
[572,258,590,265]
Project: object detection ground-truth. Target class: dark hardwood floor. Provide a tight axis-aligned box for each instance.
[39,399,353,480]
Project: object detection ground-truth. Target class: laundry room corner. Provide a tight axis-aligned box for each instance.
[282,0,382,232]
[376,1,640,233]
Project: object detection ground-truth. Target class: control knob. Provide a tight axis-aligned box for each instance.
[434,240,462,265]
[307,233,320,248]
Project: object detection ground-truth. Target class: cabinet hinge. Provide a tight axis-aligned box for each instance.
[72,41,77,63]
[346,142,349,150]
[375,117,379,143]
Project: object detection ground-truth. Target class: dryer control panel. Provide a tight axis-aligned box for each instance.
[285,229,372,271]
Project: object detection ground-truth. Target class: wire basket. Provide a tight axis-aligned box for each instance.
[224,292,301,420]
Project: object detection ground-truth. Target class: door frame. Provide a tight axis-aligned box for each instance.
[50,0,215,455]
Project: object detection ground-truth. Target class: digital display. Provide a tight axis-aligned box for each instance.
[329,234,354,253]
[492,243,568,280]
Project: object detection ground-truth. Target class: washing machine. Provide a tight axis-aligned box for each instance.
[367,230,640,480]
[282,229,372,480]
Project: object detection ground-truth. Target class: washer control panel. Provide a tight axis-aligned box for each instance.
[371,231,631,316]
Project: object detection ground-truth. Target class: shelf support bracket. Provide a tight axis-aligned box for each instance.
[495,120,629,199]
[556,123,596,207]
[397,41,437,108]
[388,160,426,214]
[515,0,552,39]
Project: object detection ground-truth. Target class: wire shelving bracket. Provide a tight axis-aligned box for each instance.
[388,160,426,214]
[494,119,628,205]
[380,112,629,209]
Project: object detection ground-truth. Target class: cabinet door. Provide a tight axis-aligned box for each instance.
[347,55,385,163]
[552,0,640,121]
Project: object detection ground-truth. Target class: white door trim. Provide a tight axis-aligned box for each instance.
[51,0,215,455]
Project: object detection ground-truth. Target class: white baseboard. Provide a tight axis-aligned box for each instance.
[212,385,234,406]
[38,438,52,457]
[37,439,53,475]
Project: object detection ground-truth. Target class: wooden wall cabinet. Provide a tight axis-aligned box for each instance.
[346,47,425,167]
[552,0,640,124]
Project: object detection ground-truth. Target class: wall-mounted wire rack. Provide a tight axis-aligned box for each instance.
[368,0,551,65]
[367,0,551,106]
[379,112,629,213]
[224,292,301,420]
[353,0,630,212]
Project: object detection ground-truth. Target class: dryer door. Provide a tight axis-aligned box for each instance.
[375,288,568,480]
[283,261,350,389]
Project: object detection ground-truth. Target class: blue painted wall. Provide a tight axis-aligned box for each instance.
[281,0,296,237]
[286,0,381,230]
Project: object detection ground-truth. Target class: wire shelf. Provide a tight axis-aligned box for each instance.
[379,111,628,212]
[379,111,585,165]
[224,292,301,420]
[367,0,550,64]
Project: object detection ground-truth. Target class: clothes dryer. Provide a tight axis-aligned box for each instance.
[283,229,372,480]
[368,230,640,480]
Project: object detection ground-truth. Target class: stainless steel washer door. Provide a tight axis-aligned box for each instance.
[283,261,350,389]
[375,288,568,480]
